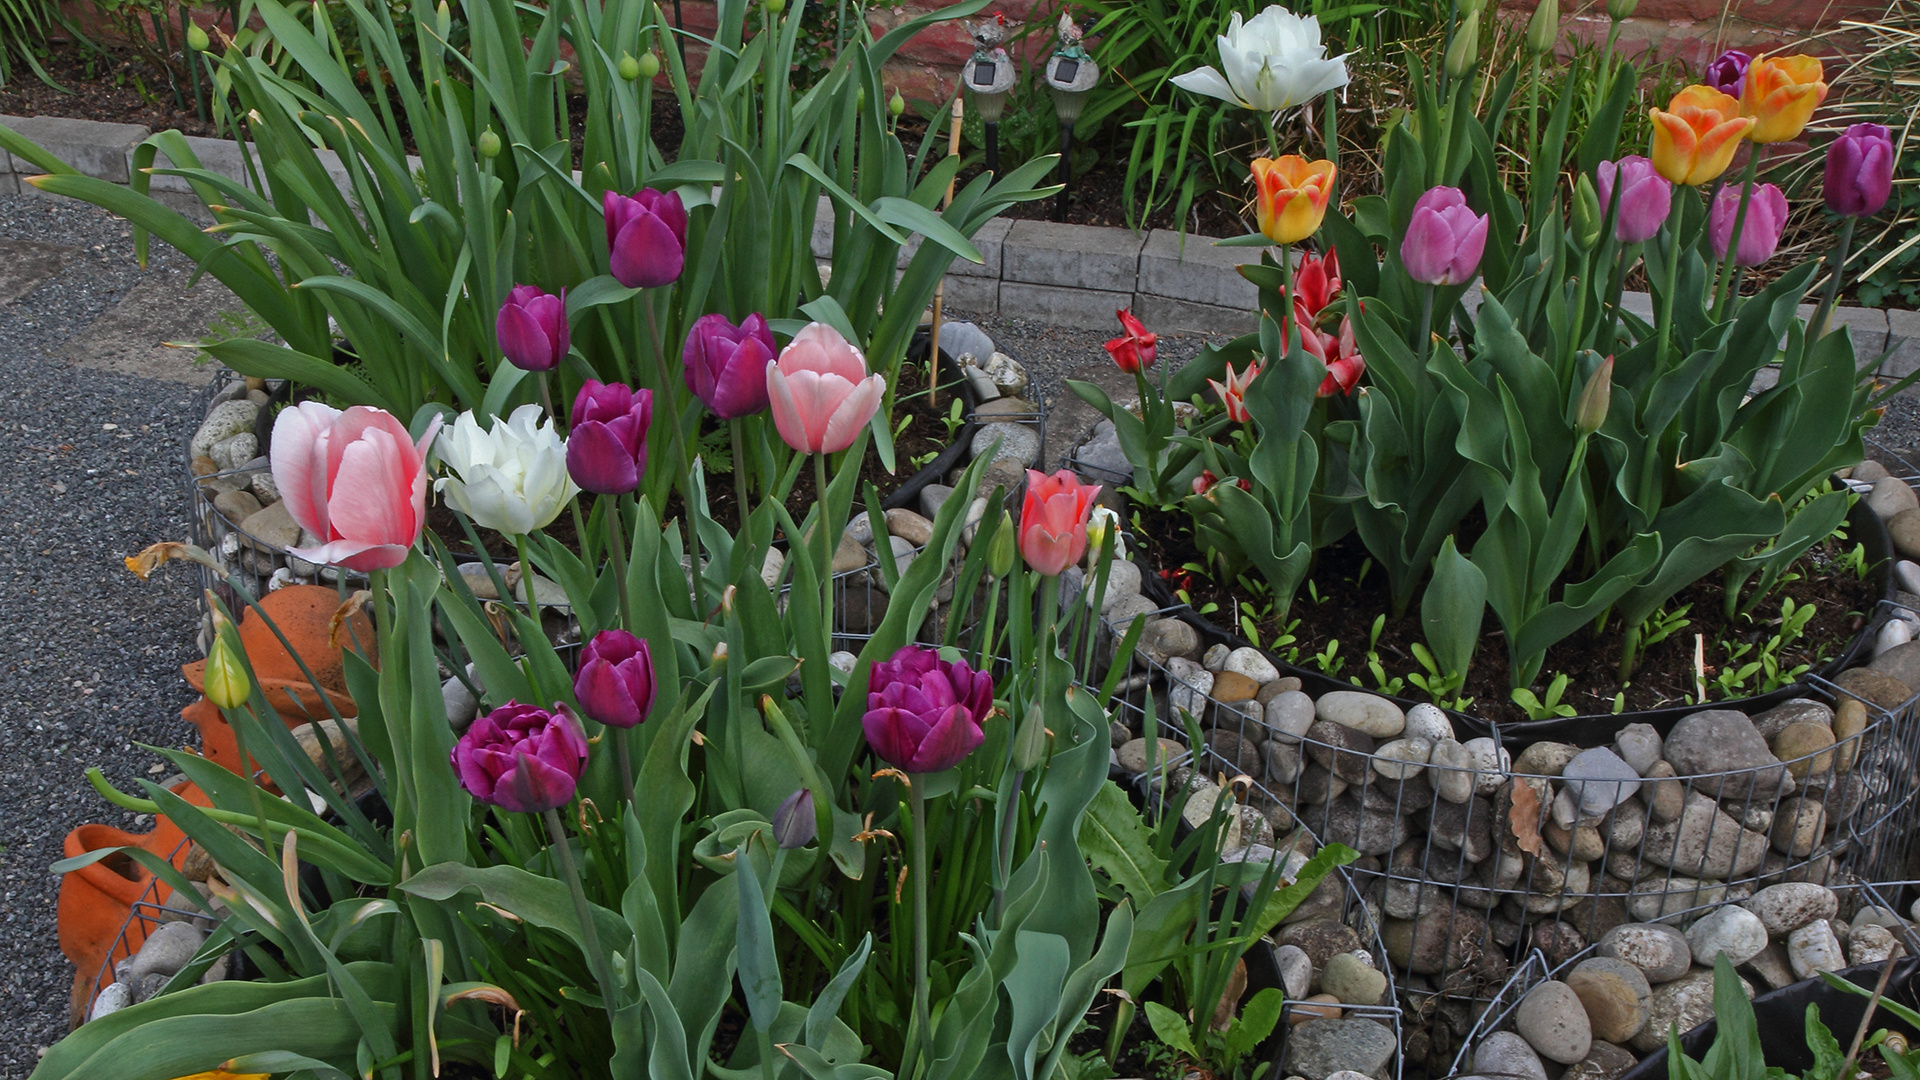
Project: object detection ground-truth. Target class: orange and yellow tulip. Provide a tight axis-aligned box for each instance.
[1741,54,1827,143]
[1251,156,1337,244]
[1648,85,1754,185]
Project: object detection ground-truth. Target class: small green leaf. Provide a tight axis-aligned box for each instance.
[1143,1001,1199,1059]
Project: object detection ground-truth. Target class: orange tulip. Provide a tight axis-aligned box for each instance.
[1251,155,1337,244]
[1741,54,1827,143]
[1648,85,1754,185]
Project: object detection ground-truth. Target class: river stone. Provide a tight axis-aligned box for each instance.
[1368,769,1435,813]
[117,921,205,983]
[1789,920,1845,978]
[1563,747,1642,815]
[1614,724,1664,776]
[191,399,260,458]
[970,421,1039,466]
[239,500,302,550]
[1320,952,1388,1005]
[1772,722,1837,779]
[1280,919,1361,973]
[1404,702,1454,741]
[1832,697,1869,773]
[1685,905,1769,966]
[1265,741,1304,785]
[1642,761,1684,822]
[1741,941,1797,990]
[1285,1018,1397,1080]
[1210,728,1265,778]
[1307,720,1377,784]
[1851,923,1900,965]
[1663,710,1793,798]
[1868,476,1919,519]
[1257,676,1301,704]
[1117,737,1185,774]
[1183,786,1244,849]
[1546,820,1606,862]
[1139,617,1202,663]
[1568,957,1652,1044]
[1212,670,1259,703]
[89,980,134,1021]
[1267,690,1316,743]
[1202,644,1231,671]
[1869,639,1920,696]
[1430,737,1476,804]
[1473,1032,1549,1080]
[212,487,262,525]
[1834,666,1913,709]
[1223,646,1281,684]
[1632,967,1751,1052]
[1382,907,1489,974]
[1275,944,1313,999]
[1642,794,1768,878]
[1320,791,1407,855]
[1296,763,1348,804]
[1428,796,1494,862]
[1743,882,1838,936]
[1167,658,1214,720]
[1606,800,1647,849]
[1513,742,1580,777]
[1372,737,1433,780]
[1463,737,1511,795]
[1598,922,1692,982]
[1314,691,1405,738]
[1562,1041,1638,1080]
[1753,699,1834,740]
[1517,980,1592,1064]
[1770,797,1826,857]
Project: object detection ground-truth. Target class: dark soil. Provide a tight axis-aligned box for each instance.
[0,45,221,137]
[1134,503,1880,725]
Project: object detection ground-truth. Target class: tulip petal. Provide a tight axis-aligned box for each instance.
[287,538,412,572]
[1401,208,1456,284]
[566,421,641,496]
[820,374,886,454]
[1171,65,1246,108]
[271,400,342,540]
[766,367,815,452]
[609,212,685,289]
[576,656,641,727]
[908,704,986,773]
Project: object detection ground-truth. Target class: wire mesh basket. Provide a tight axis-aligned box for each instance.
[79,839,221,1023]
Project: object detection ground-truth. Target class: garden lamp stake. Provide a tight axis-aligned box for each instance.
[928,94,964,420]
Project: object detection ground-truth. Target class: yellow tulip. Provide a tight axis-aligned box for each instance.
[1741,54,1827,143]
[1648,85,1754,185]
[1251,155,1337,244]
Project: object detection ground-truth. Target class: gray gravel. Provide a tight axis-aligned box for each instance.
[0,195,202,1072]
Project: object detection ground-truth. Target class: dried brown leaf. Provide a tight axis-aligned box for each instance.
[1509,779,1543,856]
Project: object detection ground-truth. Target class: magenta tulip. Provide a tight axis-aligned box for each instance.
[450,701,589,813]
[566,380,653,495]
[604,188,688,289]
[1709,181,1789,267]
[1825,124,1894,217]
[1594,156,1674,243]
[766,322,886,454]
[1401,186,1489,286]
[861,645,993,774]
[683,312,776,419]
[495,285,569,372]
[270,401,439,571]
[573,629,656,729]
[1703,49,1751,97]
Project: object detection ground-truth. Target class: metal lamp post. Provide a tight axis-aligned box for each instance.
[1043,12,1098,222]
[961,15,1017,176]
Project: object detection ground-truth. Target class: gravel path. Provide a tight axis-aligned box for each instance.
[0,195,204,1074]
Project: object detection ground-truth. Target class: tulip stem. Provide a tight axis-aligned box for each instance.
[514,533,539,620]
[1279,244,1297,356]
[730,418,751,521]
[1654,195,1685,374]
[991,766,1024,926]
[1712,151,1761,320]
[643,290,707,619]
[544,807,620,1028]
[1415,285,1436,366]
[606,496,635,632]
[908,779,933,1072]
[816,451,834,649]
[1810,215,1856,340]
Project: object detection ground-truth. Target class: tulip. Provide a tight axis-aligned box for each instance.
[1741,54,1827,144]
[987,510,1017,578]
[1573,174,1604,248]
[437,404,579,535]
[773,788,817,849]
[1703,49,1751,97]
[1709,181,1788,267]
[1169,6,1349,113]
[1104,309,1158,373]
[1524,0,1558,56]
[1401,186,1489,286]
[566,381,653,496]
[683,312,776,419]
[450,701,589,813]
[1649,85,1754,185]
[1019,469,1101,577]
[1088,505,1127,562]
[603,188,688,289]
[1251,155,1337,245]
[861,645,993,774]
[271,402,440,571]
[1593,156,1674,243]
[1291,248,1341,324]
[496,285,568,373]
[766,322,886,454]
[1575,356,1614,435]
[1825,124,1894,217]
[1444,9,1481,78]
[204,635,252,711]
[573,629,656,729]
[1192,470,1253,496]
[1208,360,1260,423]
[1303,316,1365,396]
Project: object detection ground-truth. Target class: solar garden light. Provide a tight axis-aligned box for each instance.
[961,14,1018,176]
[1043,11,1098,222]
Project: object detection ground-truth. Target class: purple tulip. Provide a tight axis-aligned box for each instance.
[773,788,816,849]
[604,188,688,289]
[683,312,776,419]
[1401,186,1490,286]
[1594,156,1674,244]
[861,645,993,774]
[450,701,589,813]
[566,380,653,495]
[1709,181,1789,267]
[1825,123,1895,217]
[573,629,656,729]
[1703,49,1751,97]
[496,285,569,372]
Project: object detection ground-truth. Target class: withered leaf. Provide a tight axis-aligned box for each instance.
[1508,778,1544,856]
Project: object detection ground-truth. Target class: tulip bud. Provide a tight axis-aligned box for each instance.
[856,86,866,112]
[186,22,210,51]
[1606,0,1637,18]
[1011,704,1048,771]
[1456,0,1486,14]
[1575,357,1613,434]
[204,635,252,710]
[765,0,785,11]
[773,788,816,848]
[637,51,660,79]
[435,0,450,37]
[1444,10,1481,79]
[1525,0,1559,55]
[713,641,729,668]
[618,51,642,80]
[476,128,502,159]
[1572,174,1602,249]
[888,89,906,117]
[987,511,1016,578]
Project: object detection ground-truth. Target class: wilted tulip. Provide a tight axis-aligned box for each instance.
[1593,156,1673,243]
[451,702,589,813]
[566,381,653,496]
[1741,54,1827,144]
[766,322,886,454]
[1401,186,1489,286]
[1019,469,1101,576]
[603,188,688,289]
[1251,155,1337,245]
[437,405,579,535]
[1709,181,1789,267]
[573,629,656,729]
[497,285,569,372]
[1208,361,1259,423]
[773,788,817,849]
[1169,6,1349,112]
[861,645,993,774]
[271,402,440,571]
[1649,85,1753,185]
[1104,309,1158,373]
[1825,124,1894,217]
[683,313,776,419]
[1703,49,1751,97]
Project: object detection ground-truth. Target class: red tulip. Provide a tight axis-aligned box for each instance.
[861,645,992,774]
[1207,361,1259,422]
[270,402,439,571]
[766,322,886,454]
[450,701,589,813]
[1303,316,1365,396]
[1019,469,1101,576]
[1291,248,1341,324]
[1104,309,1158,373]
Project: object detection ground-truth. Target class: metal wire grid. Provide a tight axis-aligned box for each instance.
[82,839,219,1022]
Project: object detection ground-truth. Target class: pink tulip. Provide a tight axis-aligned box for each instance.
[1709,181,1789,267]
[1019,469,1101,576]
[1401,186,1489,286]
[271,402,440,571]
[1594,156,1673,244]
[766,322,886,454]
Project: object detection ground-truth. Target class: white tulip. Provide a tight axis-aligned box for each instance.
[435,404,579,535]
[1170,6,1349,114]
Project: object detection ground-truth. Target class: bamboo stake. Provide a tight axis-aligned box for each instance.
[928,94,964,420]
